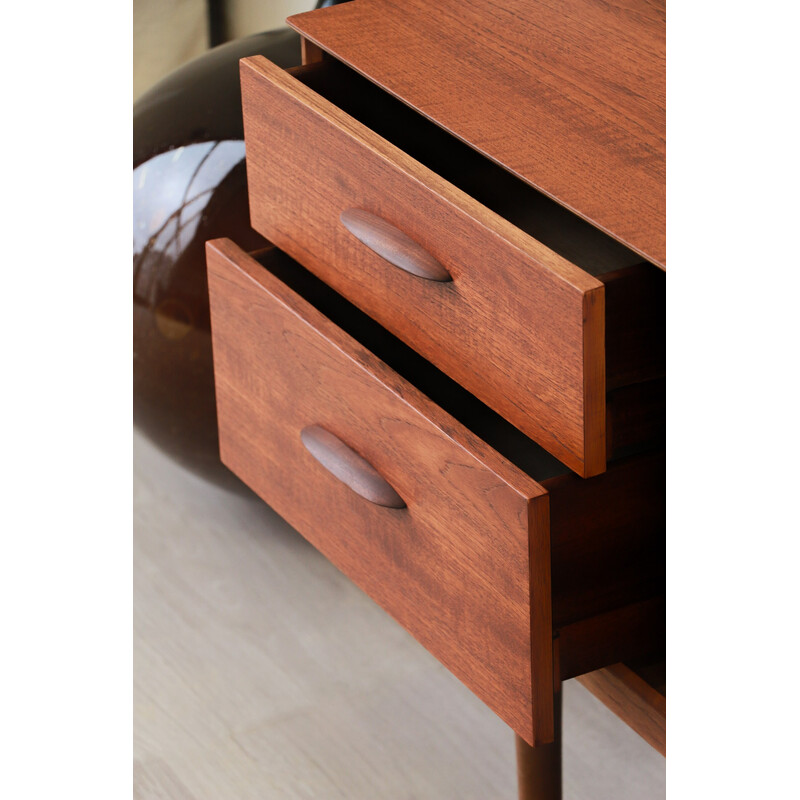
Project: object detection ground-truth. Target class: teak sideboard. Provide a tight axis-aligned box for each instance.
[206,1,665,796]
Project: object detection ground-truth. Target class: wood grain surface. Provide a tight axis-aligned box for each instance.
[241,55,607,477]
[577,664,666,756]
[288,0,666,268]
[207,239,555,745]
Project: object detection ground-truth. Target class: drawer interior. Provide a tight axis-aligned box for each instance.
[253,246,567,483]
[289,58,647,278]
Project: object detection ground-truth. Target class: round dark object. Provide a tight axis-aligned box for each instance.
[133,30,301,492]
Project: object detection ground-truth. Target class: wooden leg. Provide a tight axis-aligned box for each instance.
[301,36,325,65]
[516,689,562,800]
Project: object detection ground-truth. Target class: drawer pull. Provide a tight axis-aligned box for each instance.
[340,209,452,282]
[300,424,407,509]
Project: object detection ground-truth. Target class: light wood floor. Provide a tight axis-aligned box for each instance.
[134,431,665,799]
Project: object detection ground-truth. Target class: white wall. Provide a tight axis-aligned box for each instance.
[133,0,311,100]
[225,0,312,40]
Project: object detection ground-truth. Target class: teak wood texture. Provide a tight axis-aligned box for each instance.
[288,0,666,269]
[240,55,607,478]
[206,239,555,745]
[577,663,666,755]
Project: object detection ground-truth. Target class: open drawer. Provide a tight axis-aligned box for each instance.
[207,239,664,746]
[240,55,664,478]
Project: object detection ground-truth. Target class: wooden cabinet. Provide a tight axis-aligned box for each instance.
[206,0,665,772]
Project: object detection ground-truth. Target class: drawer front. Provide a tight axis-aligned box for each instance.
[240,56,606,478]
[207,239,554,745]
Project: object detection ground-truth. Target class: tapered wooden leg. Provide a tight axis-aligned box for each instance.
[516,689,562,800]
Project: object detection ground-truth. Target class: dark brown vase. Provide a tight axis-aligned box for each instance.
[133,29,301,492]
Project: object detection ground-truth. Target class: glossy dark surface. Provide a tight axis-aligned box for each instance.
[133,30,301,491]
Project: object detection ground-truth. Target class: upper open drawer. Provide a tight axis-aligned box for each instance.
[240,55,663,477]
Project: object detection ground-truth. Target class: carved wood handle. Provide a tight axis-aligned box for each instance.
[340,209,452,282]
[300,425,407,509]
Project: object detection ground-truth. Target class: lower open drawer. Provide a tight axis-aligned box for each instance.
[207,239,663,746]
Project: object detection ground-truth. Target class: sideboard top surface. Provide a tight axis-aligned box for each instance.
[288,0,666,269]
